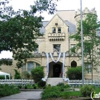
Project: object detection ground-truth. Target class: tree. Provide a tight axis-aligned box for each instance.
[0,0,58,68]
[70,13,100,81]
[14,69,21,79]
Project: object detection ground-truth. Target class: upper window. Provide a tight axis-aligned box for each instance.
[52,27,56,33]
[71,44,75,48]
[53,44,60,52]
[58,27,61,33]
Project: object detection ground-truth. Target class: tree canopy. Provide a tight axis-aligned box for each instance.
[0,0,58,68]
[70,13,100,80]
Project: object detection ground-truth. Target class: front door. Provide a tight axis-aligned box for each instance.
[53,64,61,77]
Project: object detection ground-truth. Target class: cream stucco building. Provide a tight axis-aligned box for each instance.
[1,8,100,84]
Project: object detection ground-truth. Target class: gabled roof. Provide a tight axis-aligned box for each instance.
[45,14,69,28]
[65,20,76,34]
[39,10,76,34]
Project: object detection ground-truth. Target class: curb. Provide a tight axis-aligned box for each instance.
[20,89,43,91]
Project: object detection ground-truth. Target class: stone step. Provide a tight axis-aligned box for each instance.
[46,78,64,86]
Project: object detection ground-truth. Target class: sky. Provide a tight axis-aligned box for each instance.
[10,0,100,20]
[0,0,100,59]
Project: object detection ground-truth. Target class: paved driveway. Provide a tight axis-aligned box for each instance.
[0,91,42,100]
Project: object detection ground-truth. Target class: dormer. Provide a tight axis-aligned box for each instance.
[45,14,69,41]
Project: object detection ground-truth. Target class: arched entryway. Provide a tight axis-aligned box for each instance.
[48,62,62,78]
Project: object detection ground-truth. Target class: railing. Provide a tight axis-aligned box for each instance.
[69,80,100,87]
[0,79,34,85]
[48,33,65,41]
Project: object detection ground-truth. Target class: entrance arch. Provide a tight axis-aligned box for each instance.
[48,62,62,78]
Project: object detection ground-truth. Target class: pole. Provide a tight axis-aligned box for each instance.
[80,0,84,85]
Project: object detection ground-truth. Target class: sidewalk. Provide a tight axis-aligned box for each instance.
[0,90,43,100]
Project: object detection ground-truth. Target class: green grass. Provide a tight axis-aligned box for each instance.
[61,91,82,99]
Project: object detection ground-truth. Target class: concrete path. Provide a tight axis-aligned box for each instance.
[0,91,43,100]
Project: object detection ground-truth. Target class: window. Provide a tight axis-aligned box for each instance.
[58,27,61,33]
[71,44,75,48]
[53,44,60,52]
[22,62,40,73]
[27,62,34,73]
[71,61,77,67]
[85,63,92,73]
[52,27,56,33]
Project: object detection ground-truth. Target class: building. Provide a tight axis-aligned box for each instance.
[1,8,100,85]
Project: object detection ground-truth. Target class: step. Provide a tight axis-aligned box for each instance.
[46,78,64,86]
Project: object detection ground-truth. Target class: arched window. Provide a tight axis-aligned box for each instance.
[22,62,40,73]
[27,62,34,73]
[71,61,77,67]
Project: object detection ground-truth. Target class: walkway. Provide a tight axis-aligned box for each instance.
[0,90,43,100]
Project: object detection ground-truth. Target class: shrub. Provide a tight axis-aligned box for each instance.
[38,80,46,88]
[24,84,33,89]
[31,66,44,83]
[67,66,82,80]
[0,84,20,97]
[42,86,61,99]
[57,83,71,92]
[61,92,70,99]
[14,69,21,79]
[80,85,95,97]
[33,83,39,89]
[18,85,22,89]
[0,75,5,79]
[0,75,10,79]
[57,83,65,91]
[21,71,30,79]
[57,83,65,87]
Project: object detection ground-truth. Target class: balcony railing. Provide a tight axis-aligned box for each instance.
[48,33,65,41]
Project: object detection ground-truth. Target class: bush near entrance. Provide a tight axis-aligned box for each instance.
[67,66,82,80]
[31,66,44,83]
